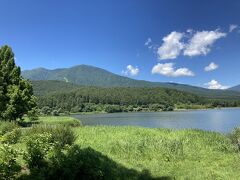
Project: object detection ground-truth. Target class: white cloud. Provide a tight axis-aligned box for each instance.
[122,65,139,76]
[157,31,184,60]
[205,79,229,90]
[144,38,152,46]
[151,63,194,77]
[187,29,193,33]
[229,24,238,32]
[204,62,219,72]
[183,30,226,57]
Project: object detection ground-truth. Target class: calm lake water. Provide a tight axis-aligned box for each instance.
[73,108,240,133]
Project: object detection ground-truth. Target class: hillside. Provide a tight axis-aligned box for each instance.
[31,80,80,96]
[229,85,240,92]
[23,65,240,100]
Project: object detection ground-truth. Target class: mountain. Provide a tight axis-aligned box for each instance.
[229,85,240,92]
[31,80,80,96]
[23,65,240,100]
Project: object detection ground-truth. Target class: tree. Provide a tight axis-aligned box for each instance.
[0,45,37,121]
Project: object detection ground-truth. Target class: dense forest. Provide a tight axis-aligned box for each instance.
[35,84,240,115]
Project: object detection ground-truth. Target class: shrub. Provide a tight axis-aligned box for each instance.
[62,119,82,127]
[104,105,123,113]
[2,128,22,144]
[27,107,39,121]
[0,121,19,135]
[25,124,76,148]
[24,133,55,170]
[51,110,60,116]
[41,106,52,115]
[0,144,21,179]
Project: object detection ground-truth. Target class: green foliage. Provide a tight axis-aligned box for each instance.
[26,79,240,113]
[162,139,184,162]
[37,86,210,113]
[23,133,55,170]
[0,45,37,121]
[45,145,153,180]
[0,121,19,135]
[75,126,239,179]
[1,128,22,144]
[27,107,39,121]
[0,144,21,180]
[228,127,240,150]
[104,104,123,113]
[38,116,82,127]
[51,109,59,116]
[25,124,76,148]
[40,106,51,115]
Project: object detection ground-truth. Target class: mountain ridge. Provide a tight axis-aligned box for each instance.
[22,64,240,99]
[229,85,240,92]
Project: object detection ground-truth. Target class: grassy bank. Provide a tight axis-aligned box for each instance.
[37,116,82,127]
[74,126,240,179]
[1,116,240,179]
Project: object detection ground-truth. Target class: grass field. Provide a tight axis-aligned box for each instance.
[37,116,82,127]
[1,116,240,179]
[74,126,240,179]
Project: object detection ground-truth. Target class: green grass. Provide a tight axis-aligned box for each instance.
[2,116,240,179]
[74,126,240,179]
[37,116,81,127]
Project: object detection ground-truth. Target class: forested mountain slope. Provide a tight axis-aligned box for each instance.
[22,64,240,100]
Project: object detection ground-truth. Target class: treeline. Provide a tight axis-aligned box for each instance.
[36,86,240,114]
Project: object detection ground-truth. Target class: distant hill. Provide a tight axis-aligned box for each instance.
[23,65,240,100]
[229,85,240,92]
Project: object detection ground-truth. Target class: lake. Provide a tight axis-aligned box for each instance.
[73,108,240,133]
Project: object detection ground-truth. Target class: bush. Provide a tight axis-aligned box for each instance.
[2,128,22,144]
[23,133,55,171]
[25,124,76,148]
[41,106,51,115]
[104,105,123,113]
[51,110,60,116]
[0,121,19,135]
[228,127,240,151]
[27,107,39,121]
[61,119,81,127]
[0,144,21,179]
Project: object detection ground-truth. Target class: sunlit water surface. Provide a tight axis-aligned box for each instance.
[73,108,240,133]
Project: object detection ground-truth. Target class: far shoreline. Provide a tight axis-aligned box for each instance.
[70,106,240,116]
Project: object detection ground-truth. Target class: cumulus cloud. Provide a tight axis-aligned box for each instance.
[157,31,184,60]
[183,30,226,57]
[156,29,226,60]
[151,63,194,77]
[205,79,229,90]
[204,62,219,72]
[122,65,139,76]
[229,24,238,32]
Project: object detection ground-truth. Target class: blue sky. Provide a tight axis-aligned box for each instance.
[0,0,240,88]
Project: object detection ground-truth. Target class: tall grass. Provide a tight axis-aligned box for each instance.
[38,116,82,127]
[74,126,240,179]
